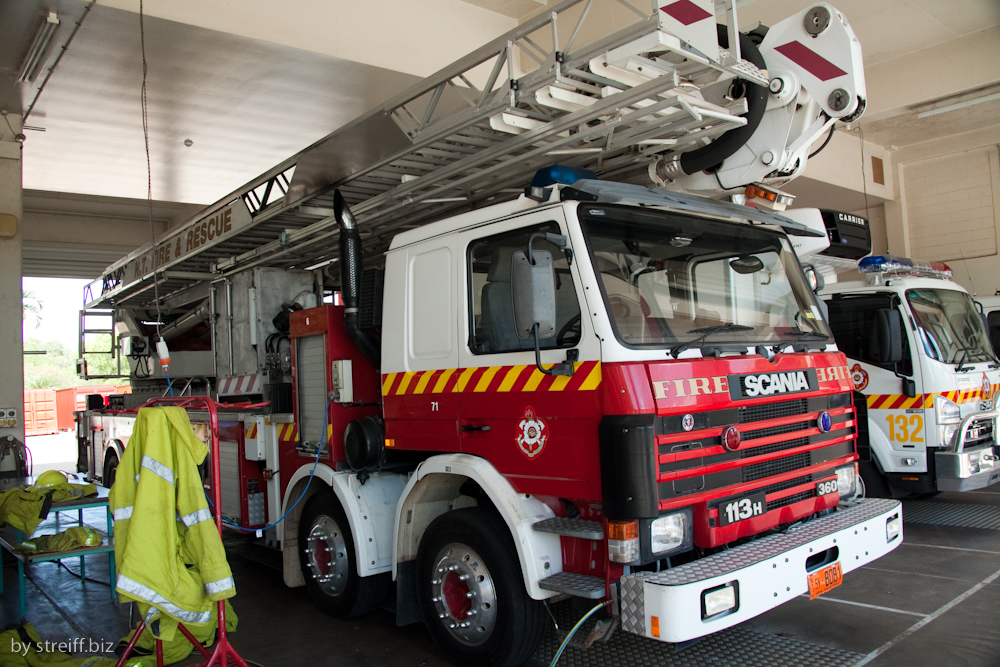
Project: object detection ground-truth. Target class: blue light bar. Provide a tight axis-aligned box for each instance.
[530,164,597,188]
[858,255,952,279]
[858,255,913,273]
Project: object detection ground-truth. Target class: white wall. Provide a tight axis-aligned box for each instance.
[885,126,1000,297]
[0,119,25,444]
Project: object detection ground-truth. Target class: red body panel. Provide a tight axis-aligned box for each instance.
[282,305,382,501]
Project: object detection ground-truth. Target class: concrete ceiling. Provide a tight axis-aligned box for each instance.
[1,0,999,278]
[3,1,422,206]
[734,0,1000,67]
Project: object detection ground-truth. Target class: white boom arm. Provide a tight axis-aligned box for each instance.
[651,3,865,194]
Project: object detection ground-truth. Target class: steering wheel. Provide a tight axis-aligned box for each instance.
[556,313,582,344]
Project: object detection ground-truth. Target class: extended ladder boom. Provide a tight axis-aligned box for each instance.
[85,0,850,314]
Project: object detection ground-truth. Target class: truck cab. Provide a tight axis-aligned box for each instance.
[821,257,1000,495]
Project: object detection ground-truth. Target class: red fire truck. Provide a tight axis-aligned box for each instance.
[78,3,901,665]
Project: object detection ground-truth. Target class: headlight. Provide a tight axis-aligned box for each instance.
[940,424,959,448]
[835,464,857,498]
[650,513,687,555]
[935,396,961,424]
[886,514,902,543]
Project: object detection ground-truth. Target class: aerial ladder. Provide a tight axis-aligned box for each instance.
[83,0,864,320]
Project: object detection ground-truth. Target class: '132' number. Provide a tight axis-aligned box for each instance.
[885,414,924,443]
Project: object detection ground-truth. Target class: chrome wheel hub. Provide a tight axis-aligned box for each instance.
[429,543,497,646]
[306,515,349,596]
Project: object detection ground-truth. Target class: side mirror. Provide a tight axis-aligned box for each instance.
[511,249,557,339]
[875,308,903,365]
[802,264,824,293]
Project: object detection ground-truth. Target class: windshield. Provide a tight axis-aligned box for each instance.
[906,288,994,364]
[579,204,830,349]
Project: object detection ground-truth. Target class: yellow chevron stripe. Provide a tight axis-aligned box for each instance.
[413,371,434,395]
[580,363,602,390]
[432,368,455,394]
[453,367,477,392]
[522,367,546,392]
[382,373,397,397]
[497,365,526,392]
[473,366,501,392]
[395,372,417,395]
[548,363,583,391]
[385,362,605,395]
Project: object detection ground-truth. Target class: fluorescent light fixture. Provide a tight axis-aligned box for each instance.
[423,197,467,203]
[304,257,338,271]
[916,92,1000,119]
[546,148,603,155]
[17,12,60,84]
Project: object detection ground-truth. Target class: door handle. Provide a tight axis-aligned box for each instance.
[461,424,491,432]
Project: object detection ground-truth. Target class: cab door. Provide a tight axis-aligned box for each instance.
[824,293,928,473]
[453,210,603,500]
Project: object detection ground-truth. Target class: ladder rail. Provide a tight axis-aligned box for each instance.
[87,0,763,311]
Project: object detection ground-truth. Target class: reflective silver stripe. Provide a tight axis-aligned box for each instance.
[181,508,213,528]
[113,506,134,521]
[144,606,159,623]
[116,574,213,624]
[135,473,140,483]
[141,455,175,485]
[204,575,235,596]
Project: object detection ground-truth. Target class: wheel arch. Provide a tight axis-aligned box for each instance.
[281,463,406,588]
[393,454,561,601]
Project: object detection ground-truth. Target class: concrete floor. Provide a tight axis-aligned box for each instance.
[3,489,1000,667]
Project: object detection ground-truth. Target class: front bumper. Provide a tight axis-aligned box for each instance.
[618,498,901,643]
[935,409,999,492]
[935,447,1000,491]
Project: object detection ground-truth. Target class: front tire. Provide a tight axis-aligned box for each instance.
[299,491,389,618]
[416,508,545,667]
[859,460,893,498]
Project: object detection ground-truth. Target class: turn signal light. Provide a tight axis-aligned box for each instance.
[608,519,640,563]
[607,520,639,540]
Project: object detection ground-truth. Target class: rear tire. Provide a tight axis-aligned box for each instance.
[103,452,119,489]
[416,507,545,667]
[299,491,389,618]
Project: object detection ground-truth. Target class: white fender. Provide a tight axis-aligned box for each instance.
[393,453,561,601]
[282,463,407,577]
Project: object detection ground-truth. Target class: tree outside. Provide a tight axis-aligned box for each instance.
[23,290,125,389]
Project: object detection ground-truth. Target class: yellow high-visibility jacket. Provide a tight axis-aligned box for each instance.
[0,481,97,535]
[110,407,236,637]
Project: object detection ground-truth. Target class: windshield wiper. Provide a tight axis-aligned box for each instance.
[955,346,972,372]
[670,322,754,358]
[780,329,830,341]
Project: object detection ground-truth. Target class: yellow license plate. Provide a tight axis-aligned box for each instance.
[807,561,843,600]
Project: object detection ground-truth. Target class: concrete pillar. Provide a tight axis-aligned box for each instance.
[0,114,24,446]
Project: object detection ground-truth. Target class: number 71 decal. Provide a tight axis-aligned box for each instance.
[885,414,924,443]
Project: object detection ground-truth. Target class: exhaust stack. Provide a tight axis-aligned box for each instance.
[334,190,380,366]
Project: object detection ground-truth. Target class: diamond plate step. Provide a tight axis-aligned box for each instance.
[533,517,604,540]
[539,572,605,599]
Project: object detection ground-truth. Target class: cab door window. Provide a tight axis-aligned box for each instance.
[468,223,581,354]
[825,294,913,375]
[988,311,1000,356]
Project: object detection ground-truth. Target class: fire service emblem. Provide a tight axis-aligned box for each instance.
[516,406,548,459]
[983,373,993,401]
[850,364,868,392]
